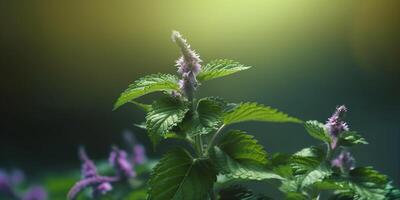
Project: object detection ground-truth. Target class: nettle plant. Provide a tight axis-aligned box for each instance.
[112,31,399,200]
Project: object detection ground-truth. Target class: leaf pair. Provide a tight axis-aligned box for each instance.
[304,121,368,146]
[113,59,251,110]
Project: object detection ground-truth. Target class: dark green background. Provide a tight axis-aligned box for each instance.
[1,0,399,187]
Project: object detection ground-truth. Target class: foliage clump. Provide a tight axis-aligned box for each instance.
[110,31,400,199]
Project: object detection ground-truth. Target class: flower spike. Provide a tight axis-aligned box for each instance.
[172,31,202,100]
[109,146,136,179]
[325,105,349,149]
[171,31,202,76]
[67,147,116,200]
[78,147,97,179]
[67,176,118,200]
[331,150,356,173]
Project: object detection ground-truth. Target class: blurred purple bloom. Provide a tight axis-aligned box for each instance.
[133,145,146,165]
[78,147,98,179]
[325,105,349,149]
[22,186,47,200]
[172,31,202,100]
[122,131,147,165]
[331,151,356,172]
[0,169,20,199]
[92,181,113,199]
[178,72,198,100]
[109,147,136,179]
[9,169,25,186]
[68,147,116,200]
[68,176,118,200]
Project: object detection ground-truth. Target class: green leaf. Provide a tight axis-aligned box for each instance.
[114,74,179,110]
[197,97,225,129]
[197,59,251,81]
[384,182,400,199]
[218,185,272,200]
[346,167,389,200]
[148,148,217,200]
[313,180,347,191]
[134,122,147,130]
[285,192,308,200]
[300,165,332,188]
[293,146,325,159]
[173,97,226,136]
[273,165,293,179]
[124,188,147,200]
[174,112,213,137]
[280,179,301,193]
[328,193,354,200]
[290,146,325,175]
[223,102,302,125]
[146,96,189,146]
[348,182,387,200]
[304,120,331,143]
[268,153,293,178]
[212,130,282,180]
[339,131,368,146]
[350,167,388,186]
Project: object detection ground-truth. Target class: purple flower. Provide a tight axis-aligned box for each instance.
[67,176,118,200]
[172,31,202,100]
[325,105,349,149]
[22,186,47,200]
[92,182,113,198]
[133,145,146,165]
[171,31,202,76]
[68,148,116,200]
[78,147,98,179]
[109,147,136,179]
[331,151,355,172]
[0,170,14,198]
[178,72,198,100]
[0,169,20,199]
[122,131,147,165]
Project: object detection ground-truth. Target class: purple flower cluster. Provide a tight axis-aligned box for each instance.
[68,148,121,200]
[68,136,147,200]
[22,186,48,200]
[172,31,202,100]
[109,147,135,179]
[325,105,349,149]
[133,145,146,164]
[0,169,47,200]
[123,131,147,165]
[331,150,356,172]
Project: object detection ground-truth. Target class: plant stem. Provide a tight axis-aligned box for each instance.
[205,124,225,156]
[326,142,332,160]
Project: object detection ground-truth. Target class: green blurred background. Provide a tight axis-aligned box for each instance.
[1,0,399,188]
